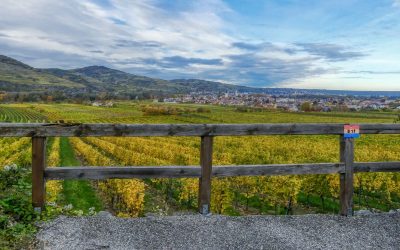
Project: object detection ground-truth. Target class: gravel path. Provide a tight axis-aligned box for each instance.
[36,212,400,249]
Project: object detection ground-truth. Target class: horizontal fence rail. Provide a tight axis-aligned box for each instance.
[44,162,400,180]
[1,123,399,215]
[1,123,400,137]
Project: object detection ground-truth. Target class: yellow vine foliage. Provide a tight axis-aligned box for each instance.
[179,178,198,208]
[70,137,146,217]
[46,137,62,203]
[0,138,31,167]
[211,178,234,214]
[3,104,400,215]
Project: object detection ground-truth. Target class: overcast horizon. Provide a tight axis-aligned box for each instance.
[1,0,400,91]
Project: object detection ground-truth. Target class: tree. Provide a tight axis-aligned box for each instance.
[0,93,6,102]
[301,102,312,112]
[394,114,400,123]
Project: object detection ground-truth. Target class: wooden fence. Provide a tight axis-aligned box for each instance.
[2,123,400,216]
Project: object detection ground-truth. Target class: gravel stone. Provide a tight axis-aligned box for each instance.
[97,211,114,218]
[36,213,400,249]
[354,209,374,216]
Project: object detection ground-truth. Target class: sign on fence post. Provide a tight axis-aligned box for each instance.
[340,124,357,216]
[344,125,360,139]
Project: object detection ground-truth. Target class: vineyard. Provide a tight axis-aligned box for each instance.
[1,102,400,217]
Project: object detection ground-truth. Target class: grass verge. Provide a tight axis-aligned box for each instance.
[60,137,103,212]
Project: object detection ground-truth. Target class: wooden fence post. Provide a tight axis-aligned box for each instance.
[32,136,47,213]
[339,135,354,216]
[198,136,213,215]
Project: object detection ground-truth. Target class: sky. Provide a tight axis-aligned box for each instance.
[0,0,399,91]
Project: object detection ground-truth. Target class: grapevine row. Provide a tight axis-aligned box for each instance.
[69,138,146,216]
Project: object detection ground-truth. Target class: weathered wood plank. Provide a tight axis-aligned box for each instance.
[44,163,345,180]
[198,136,213,215]
[45,166,202,179]
[2,123,400,137]
[354,162,400,173]
[43,161,400,180]
[359,124,400,134]
[339,136,354,216]
[212,163,344,177]
[45,162,400,180]
[32,137,46,212]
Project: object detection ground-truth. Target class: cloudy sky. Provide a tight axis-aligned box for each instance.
[0,0,399,90]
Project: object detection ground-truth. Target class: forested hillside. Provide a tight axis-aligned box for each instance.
[3,55,400,103]
[0,55,259,100]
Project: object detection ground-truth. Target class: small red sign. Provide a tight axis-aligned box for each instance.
[344,125,360,138]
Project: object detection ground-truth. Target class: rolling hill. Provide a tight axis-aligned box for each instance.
[2,54,400,98]
[0,55,85,92]
[0,55,256,96]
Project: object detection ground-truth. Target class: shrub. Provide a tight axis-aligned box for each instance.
[141,105,183,115]
[196,107,211,113]
[0,164,37,248]
[235,106,249,112]
[0,164,89,249]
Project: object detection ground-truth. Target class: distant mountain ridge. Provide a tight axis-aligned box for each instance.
[1,55,256,97]
[0,55,32,69]
[1,54,400,98]
[0,55,84,92]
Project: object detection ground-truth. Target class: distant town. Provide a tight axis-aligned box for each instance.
[162,91,400,112]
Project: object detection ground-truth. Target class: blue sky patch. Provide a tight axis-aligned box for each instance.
[0,0,399,90]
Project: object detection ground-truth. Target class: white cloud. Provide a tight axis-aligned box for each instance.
[0,0,386,89]
[0,0,239,65]
[280,74,400,91]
